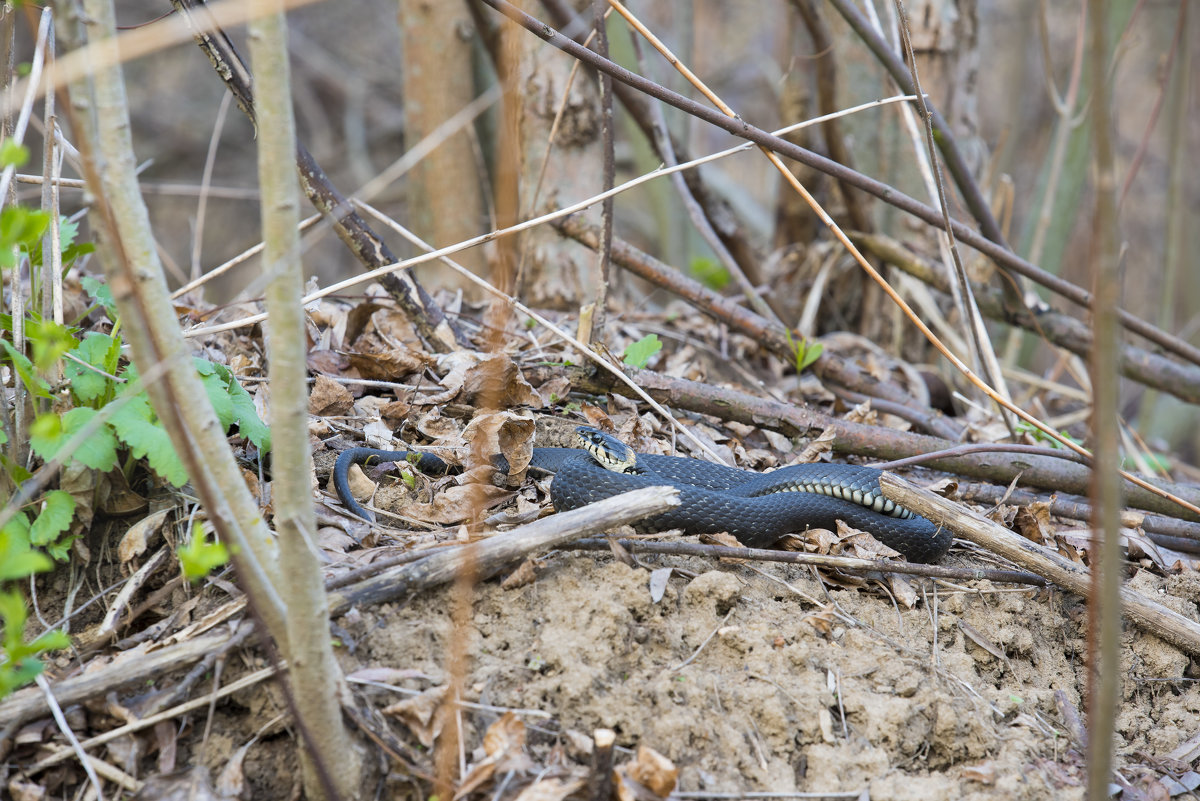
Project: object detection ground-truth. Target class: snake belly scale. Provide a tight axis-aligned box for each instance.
[333,427,951,563]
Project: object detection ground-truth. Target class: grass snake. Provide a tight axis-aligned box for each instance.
[333,426,950,562]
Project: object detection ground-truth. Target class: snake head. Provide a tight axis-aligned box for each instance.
[575,426,639,474]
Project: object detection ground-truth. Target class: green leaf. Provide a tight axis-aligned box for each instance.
[200,359,270,450]
[0,515,54,582]
[27,218,94,271]
[0,589,70,699]
[66,333,122,405]
[80,275,119,320]
[784,331,823,373]
[0,139,29,168]
[0,207,51,268]
[177,524,229,581]
[29,490,76,548]
[25,317,77,372]
[0,339,52,399]
[110,393,188,487]
[689,256,730,291]
[622,334,663,369]
[29,407,120,472]
[195,359,234,430]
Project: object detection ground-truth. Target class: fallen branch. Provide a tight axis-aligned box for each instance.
[0,487,680,730]
[327,486,681,613]
[879,473,1200,658]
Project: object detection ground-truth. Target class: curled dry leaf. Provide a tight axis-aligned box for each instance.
[216,740,253,798]
[346,340,432,381]
[616,745,677,801]
[536,375,572,407]
[431,351,541,408]
[383,684,447,748]
[463,410,537,479]
[834,520,903,560]
[648,568,672,603]
[118,509,171,563]
[501,558,539,590]
[455,712,532,799]
[1014,502,1056,545]
[308,374,354,416]
[399,477,514,526]
[795,426,836,464]
[886,574,918,608]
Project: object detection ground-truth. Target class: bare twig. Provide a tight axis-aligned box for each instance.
[1084,0,1123,792]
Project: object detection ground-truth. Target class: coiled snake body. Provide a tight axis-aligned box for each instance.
[334,427,950,563]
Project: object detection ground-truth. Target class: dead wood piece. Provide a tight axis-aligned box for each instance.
[879,473,1200,658]
[327,486,681,614]
[0,631,233,733]
[957,482,1200,551]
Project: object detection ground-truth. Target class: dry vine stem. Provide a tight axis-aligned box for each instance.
[880,474,1200,658]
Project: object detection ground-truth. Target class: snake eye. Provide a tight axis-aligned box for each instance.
[575,426,638,473]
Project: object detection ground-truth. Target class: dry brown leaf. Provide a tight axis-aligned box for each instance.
[381,399,411,427]
[306,348,347,376]
[463,411,536,479]
[454,713,532,799]
[1014,502,1056,545]
[795,427,836,463]
[155,719,178,773]
[7,778,46,801]
[383,685,448,748]
[834,520,903,560]
[536,375,572,407]
[617,745,677,800]
[502,559,539,590]
[346,341,431,381]
[886,574,919,608]
[415,406,464,443]
[60,461,101,529]
[803,608,838,637]
[309,373,354,416]
[402,481,514,526]
[118,509,171,563]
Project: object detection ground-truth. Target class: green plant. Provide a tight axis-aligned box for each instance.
[0,589,70,697]
[0,207,267,697]
[689,256,731,291]
[784,330,823,373]
[622,334,662,369]
[177,523,230,582]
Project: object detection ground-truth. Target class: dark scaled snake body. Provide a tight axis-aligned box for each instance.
[333,426,950,563]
